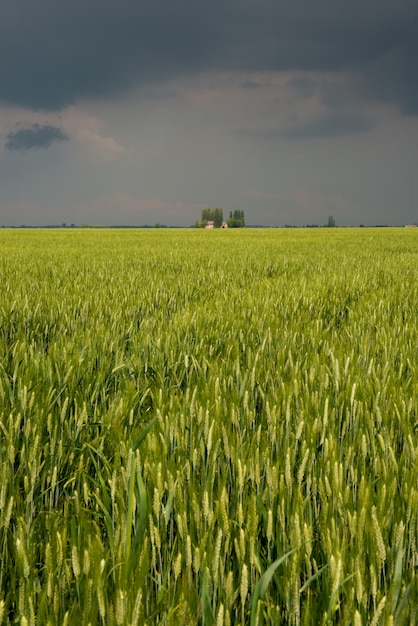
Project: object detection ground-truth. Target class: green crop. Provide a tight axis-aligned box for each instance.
[0,227,417,624]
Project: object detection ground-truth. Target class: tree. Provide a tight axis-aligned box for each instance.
[213,208,223,228]
[227,209,245,228]
[201,207,224,227]
[202,208,211,223]
[327,215,336,228]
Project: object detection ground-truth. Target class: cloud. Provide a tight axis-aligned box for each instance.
[0,105,125,160]
[234,105,374,141]
[0,1,416,115]
[280,112,374,139]
[75,129,125,162]
[287,76,318,99]
[57,106,126,160]
[5,123,69,151]
[240,79,262,90]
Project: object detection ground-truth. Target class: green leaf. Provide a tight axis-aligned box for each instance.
[391,536,404,616]
[201,570,214,626]
[132,415,157,451]
[250,549,295,626]
[133,469,147,554]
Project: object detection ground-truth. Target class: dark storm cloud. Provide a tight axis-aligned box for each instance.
[280,113,374,139]
[5,124,69,151]
[0,0,417,113]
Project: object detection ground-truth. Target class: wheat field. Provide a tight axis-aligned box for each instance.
[0,227,417,625]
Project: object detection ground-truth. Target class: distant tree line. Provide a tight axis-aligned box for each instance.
[195,207,245,228]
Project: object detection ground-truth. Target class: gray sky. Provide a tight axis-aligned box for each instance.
[1,0,417,226]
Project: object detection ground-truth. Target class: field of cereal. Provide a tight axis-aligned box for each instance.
[0,227,417,624]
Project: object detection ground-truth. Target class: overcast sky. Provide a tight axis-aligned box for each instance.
[1,0,417,226]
